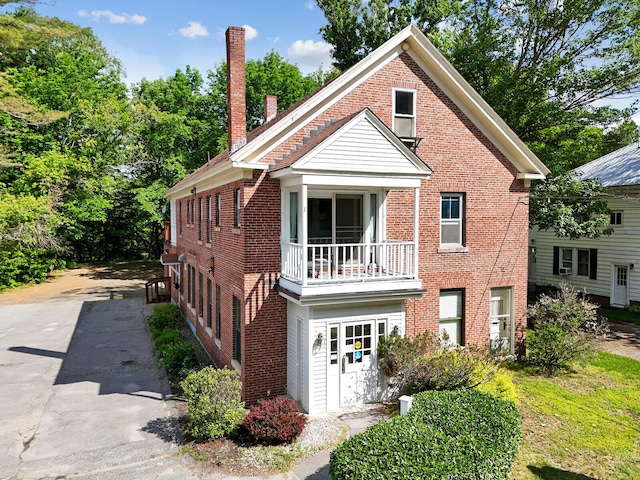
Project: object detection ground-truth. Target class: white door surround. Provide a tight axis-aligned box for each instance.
[611,265,630,307]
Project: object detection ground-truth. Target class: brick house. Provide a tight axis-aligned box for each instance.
[162,25,549,414]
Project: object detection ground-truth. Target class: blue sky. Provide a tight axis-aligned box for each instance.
[3,1,638,119]
[17,0,333,86]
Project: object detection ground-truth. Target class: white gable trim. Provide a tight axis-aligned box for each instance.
[270,109,432,186]
[230,25,548,178]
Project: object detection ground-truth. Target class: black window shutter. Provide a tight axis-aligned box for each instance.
[589,249,598,280]
[553,246,559,275]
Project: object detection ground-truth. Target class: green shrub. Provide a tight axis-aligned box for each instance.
[378,332,497,395]
[148,303,182,332]
[329,390,521,480]
[526,282,607,374]
[180,367,245,440]
[476,367,519,405]
[158,340,199,380]
[153,328,183,350]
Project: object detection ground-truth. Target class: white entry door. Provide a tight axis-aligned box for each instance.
[612,266,629,306]
[489,287,513,354]
[327,320,379,409]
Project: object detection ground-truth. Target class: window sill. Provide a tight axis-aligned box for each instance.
[231,359,241,373]
[232,228,241,235]
[205,242,211,248]
[214,227,221,232]
[438,246,469,254]
[206,327,212,337]
[198,316,203,325]
[215,338,221,349]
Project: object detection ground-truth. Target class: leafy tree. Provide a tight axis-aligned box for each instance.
[316,0,640,238]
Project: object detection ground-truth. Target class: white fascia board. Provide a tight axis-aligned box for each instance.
[403,27,549,177]
[283,172,423,188]
[165,158,253,200]
[293,109,432,175]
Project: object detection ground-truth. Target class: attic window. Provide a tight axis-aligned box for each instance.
[393,89,416,138]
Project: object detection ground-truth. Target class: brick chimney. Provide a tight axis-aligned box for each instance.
[264,95,278,123]
[226,26,246,152]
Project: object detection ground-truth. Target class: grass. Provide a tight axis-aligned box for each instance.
[599,305,640,325]
[510,351,640,479]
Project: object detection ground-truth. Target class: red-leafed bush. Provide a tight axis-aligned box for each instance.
[244,396,306,443]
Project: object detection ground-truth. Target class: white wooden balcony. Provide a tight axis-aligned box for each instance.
[279,240,422,299]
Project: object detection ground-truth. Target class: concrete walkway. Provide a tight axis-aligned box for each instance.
[599,321,640,361]
[291,405,388,480]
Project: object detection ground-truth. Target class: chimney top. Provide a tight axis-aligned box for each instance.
[226,26,246,153]
[264,95,278,124]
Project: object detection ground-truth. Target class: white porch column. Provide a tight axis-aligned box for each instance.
[301,184,308,287]
[413,186,420,278]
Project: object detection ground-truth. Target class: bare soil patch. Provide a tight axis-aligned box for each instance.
[0,261,163,305]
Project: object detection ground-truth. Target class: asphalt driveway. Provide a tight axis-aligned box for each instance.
[0,297,196,479]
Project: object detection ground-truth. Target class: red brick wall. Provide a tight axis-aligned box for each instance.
[173,50,532,404]
[227,26,246,151]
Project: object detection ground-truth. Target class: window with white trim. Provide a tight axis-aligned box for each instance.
[577,249,590,276]
[440,194,463,246]
[234,188,241,228]
[232,295,242,363]
[439,290,464,346]
[610,211,623,226]
[561,248,573,269]
[215,193,221,227]
[393,89,415,138]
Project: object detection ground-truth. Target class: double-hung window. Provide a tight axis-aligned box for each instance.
[393,89,415,138]
[215,193,221,227]
[439,290,463,346]
[234,188,241,228]
[215,285,221,340]
[232,296,242,363]
[440,194,463,246]
[206,279,212,329]
[577,249,590,277]
[610,211,623,226]
[198,197,202,241]
[562,248,573,269]
[205,195,211,243]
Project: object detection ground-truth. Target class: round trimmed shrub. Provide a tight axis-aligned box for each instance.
[180,367,244,440]
[244,396,306,443]
[329,390,521,480]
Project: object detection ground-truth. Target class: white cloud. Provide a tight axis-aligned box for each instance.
[176,21,209,39]
[287,39,333,73]
[305,0,315,9]
[77,10,146,25]
[242,24,258,40]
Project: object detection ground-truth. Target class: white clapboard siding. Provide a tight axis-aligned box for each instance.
[286,315,298,402]
[530,195,640,303]
[310,321,328,414]
[300,117,420,174]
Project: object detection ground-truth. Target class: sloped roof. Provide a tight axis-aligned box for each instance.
[574,142,640,187]
[271,108,432,178]
[167,24,548,198]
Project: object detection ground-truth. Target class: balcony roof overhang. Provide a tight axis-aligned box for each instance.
[277,285,426,307]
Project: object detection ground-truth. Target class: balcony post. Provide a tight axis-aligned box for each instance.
[301,184,308,287]
[413,186,420,278]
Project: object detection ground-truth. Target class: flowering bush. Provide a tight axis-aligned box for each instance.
[244,396,306,443]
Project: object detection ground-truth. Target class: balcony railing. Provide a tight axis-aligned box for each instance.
[281,241,415,284]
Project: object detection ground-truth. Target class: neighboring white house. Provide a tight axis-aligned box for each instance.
[529,142,640,306]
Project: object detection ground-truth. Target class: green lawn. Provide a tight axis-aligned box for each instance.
[510,352,640,479]
[599,306,640,326]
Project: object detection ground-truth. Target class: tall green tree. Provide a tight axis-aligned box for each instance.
[316,0,640,238]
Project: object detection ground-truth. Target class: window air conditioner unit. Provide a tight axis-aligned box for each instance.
[559,267,572,275]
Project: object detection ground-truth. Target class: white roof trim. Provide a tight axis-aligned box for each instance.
[280,109,432,179]
[229,24,548,178]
